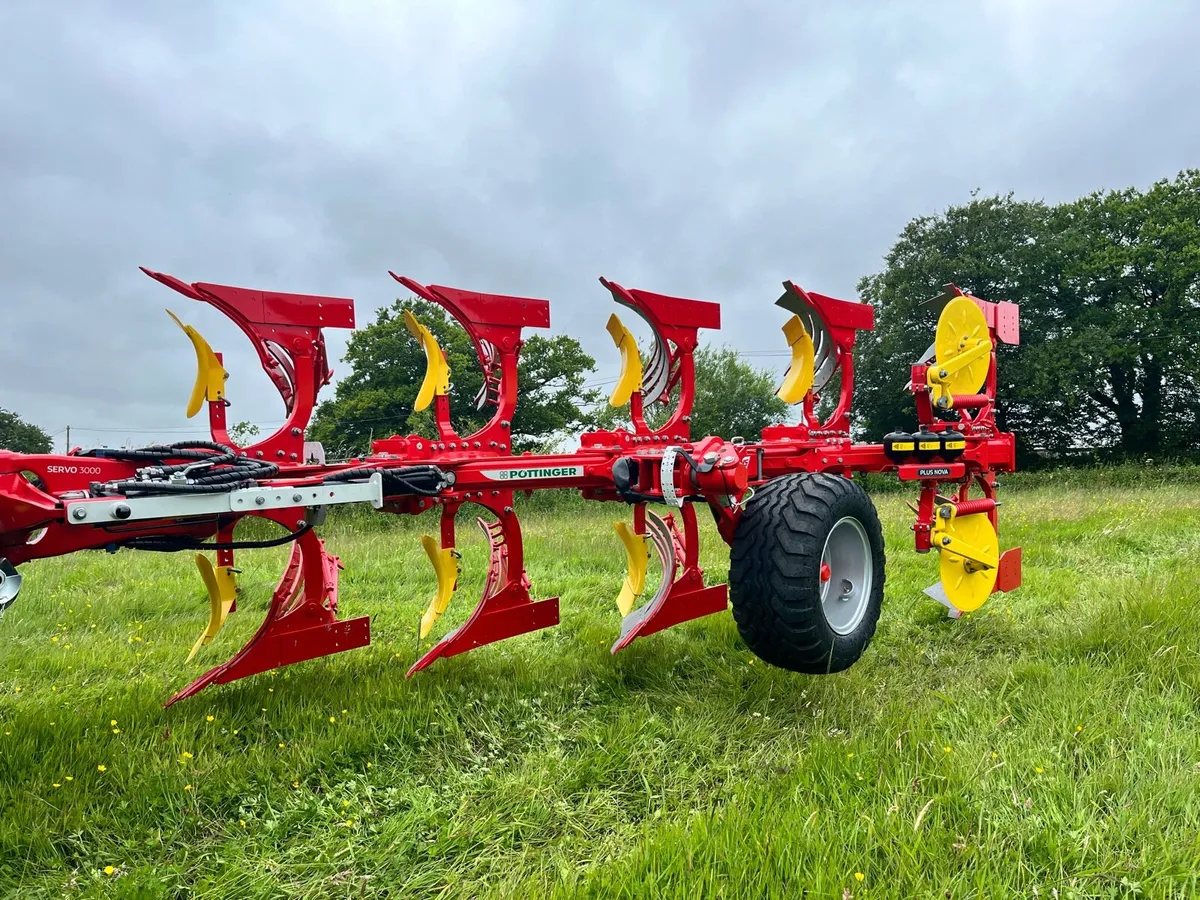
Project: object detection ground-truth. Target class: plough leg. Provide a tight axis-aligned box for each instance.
[611,505,728,653]
[407,495,557,676]
[166,527,370,706]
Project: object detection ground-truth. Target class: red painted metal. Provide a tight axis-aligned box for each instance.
[141,268,355,462]
[406,490,559,676]
[0,266,1025,705]
[596,277,721,440]
[388,273,551,452]
[995,547,1023,593]
[611,505,728,652]
[166,524,369,706]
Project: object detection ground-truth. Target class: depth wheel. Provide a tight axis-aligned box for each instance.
[729,473,885,673]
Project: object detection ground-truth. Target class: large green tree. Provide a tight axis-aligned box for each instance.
[855,171,1200,461]
[308,298,602,455]
[0,408,52,454]
[688,345,791,440]
[594,344,790,441]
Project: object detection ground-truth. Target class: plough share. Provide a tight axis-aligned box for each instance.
[0,269,1023,705]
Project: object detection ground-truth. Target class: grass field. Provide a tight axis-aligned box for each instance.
[3,471,1200,898]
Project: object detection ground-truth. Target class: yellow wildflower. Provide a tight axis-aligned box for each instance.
[97,764,107,772]
[855,872,865,882]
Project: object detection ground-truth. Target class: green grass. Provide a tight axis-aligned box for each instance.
[3,479,1200,898]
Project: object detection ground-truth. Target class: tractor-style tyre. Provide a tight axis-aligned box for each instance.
[729,472,885,674]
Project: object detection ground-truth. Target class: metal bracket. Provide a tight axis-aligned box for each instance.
[64,473,384,526]
[660,448,683,508]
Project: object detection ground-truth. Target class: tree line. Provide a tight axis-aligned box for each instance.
[4,171,1197,463]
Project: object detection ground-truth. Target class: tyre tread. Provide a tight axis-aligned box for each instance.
[729,473,886,673]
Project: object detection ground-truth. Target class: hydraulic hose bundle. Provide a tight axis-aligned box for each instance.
[86,441,279,496]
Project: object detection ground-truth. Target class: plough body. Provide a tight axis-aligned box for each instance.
[0,268,1023,704]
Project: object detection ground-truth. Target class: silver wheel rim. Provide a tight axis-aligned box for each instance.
[819,516,872,635]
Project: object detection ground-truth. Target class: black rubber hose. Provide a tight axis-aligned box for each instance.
[323,465,445,497]
[87,441,279,496]
[117,522,313,553]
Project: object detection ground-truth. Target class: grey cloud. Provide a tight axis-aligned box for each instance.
[1,0,1197,449]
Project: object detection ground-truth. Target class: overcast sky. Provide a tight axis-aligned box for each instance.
[2,0,1197,452]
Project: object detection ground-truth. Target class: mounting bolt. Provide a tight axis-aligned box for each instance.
[256,450,264,458]
[289,453,297,461]
[499,444,507,451]
[71,507,87,521]
[500,420,510,428]
[255,496,266,506]
[504,506,513,514]
[292,493,303,503]
[939,505,953,519]
[473,441,481,449]
[291,427,302,436]
[112,504,131,520]
[276,450,285,458]
[938,368,948,378]
[941,536,951,546]
[489,441,498,448]
[837,456,844,463]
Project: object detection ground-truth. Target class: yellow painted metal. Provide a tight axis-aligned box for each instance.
[187,553,237,662]
[925,297,992,408]
[167,310,228,418]
[776,315,815,404]
[605,313,643,407]
[613,521,649,616]
[932,508,999,612]
[403,311,451,412]
[418,535,460,639]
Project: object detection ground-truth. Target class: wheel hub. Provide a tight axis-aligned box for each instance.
[818,516,873,635]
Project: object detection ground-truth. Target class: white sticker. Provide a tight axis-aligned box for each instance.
[480,465,585,481]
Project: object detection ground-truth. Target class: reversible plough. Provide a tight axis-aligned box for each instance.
[0,269,1023,705]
